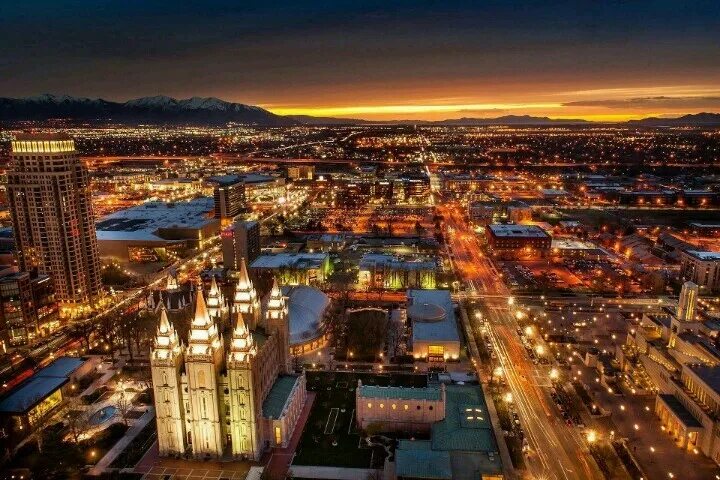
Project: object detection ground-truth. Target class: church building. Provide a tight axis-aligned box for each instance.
[150,259,307,459]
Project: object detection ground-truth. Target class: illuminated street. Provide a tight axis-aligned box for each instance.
[441,202,605,480]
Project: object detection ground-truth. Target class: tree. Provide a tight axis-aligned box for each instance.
[98,313,120,360]
[115,390,133,427]
[32,428,84,479]
[69,320,96,352]
[65,397,91,444]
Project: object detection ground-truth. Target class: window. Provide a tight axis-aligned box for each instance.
[367,402,372,409]
[380,403,384,409]
[404,405,409,411]
[275,426,282,445]
[392,404,397,410]
[428,345,444,356]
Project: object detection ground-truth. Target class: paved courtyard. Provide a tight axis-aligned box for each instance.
[141,466,249,479]
[578,364,720,480]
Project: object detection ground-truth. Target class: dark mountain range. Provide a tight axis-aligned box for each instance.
[626,112,720,127]
[1,95,718,127]
[432,115,588,126]
[0,94,294,126]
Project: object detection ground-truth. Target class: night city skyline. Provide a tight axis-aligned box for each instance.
[2,1,720,121]
[3,3,720,480]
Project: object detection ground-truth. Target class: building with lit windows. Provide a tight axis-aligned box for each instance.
[150,261,307,460]
[407,289,461,362]
[0,357,95,441]
[680,250,720,292]
[0,272,57,348]
[287,165,314,180]
[485,224,552,259]
[250,253,331,286]
[356,382,504,479]
[620,281,720,465]
[222,220,260,270]
[7,133,102,306]
[358,253,436,290]
[211,177,246,224]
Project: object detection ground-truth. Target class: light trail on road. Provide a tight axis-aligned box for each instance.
[438,201,603,479]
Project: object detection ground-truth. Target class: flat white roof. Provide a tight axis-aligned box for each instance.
[96,197,215,242]
[488,224,550,238]
[251,253,328,269]
[686,250,720,262]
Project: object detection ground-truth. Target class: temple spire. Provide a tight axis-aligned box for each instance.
[206,275,226,319]
[233,258,260,330]
[152,302,181,359]
[192,281,211,327]
[229,309,256,362]
[166,271,179,291]
[159,302,171,334]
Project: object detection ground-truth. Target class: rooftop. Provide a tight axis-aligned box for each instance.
[14,132,72,141]
[395,440,452,479]
[431,385,497,453]
[408,290,460,343]
[251,253,328,270]
[0,357,85,414]
[282,285,330,345]
[685,250,720,262]
[658,394,703,429]
[359,253,436,271]
[96,197,215,242]
[262,375,301,419]
[687,365,720,396]
[487,224,550,239]
[551,239,599,250]
[395,385,502,479]
[358,384,443,401]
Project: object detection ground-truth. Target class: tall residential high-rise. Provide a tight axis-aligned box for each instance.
[7,133,102,306]
[222,220,260,270]
[213,177,245,224]
[677,280,699,321]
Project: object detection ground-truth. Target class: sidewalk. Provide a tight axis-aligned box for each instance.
[88,406,156,476]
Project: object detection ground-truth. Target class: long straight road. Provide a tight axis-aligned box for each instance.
[439,203,603,480]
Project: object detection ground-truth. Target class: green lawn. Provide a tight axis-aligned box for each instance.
[292,371,426,468]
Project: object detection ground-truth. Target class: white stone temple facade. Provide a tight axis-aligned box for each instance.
[150,261,306,460]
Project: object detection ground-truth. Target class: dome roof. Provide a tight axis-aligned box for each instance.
[283,285,330,345]
[407,302,446,322]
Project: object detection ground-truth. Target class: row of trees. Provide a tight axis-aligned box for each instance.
[70,308,160,363]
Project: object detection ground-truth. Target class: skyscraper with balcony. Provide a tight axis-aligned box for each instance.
[7,133,102,306]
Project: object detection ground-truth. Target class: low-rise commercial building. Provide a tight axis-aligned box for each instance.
[408,289,461,362]
[0,357,95,440]
[358,253,436,290]
[356,382,504,479]
[485,224,552,258]
[250,253,331,286]
[96,197,219,262]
